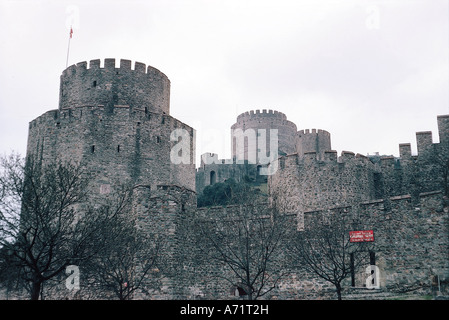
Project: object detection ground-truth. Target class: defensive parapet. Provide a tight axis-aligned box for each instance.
[27,104,196,194]
[269,149,376,213]
[235,109,288,122]
[399,143,412,159]
[398,114,449,158]
[59,59,170,114]
[437,115,449,145]
[296,129,332,160]
[416,131,433,155]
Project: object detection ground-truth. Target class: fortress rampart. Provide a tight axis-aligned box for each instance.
[27,104,195,194]
[296,129,332,159]
[235,109,288,122]
[295,191,449,295]
[269,150,377,213]
[269,114,449,215]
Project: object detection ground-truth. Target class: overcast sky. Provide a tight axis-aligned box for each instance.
[0,0,448,166]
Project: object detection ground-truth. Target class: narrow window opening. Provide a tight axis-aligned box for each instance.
[210,171,216,185]
[157,136,161,143]
[91,145,95,153]
[117,145,120,153]
[93,80,97,87]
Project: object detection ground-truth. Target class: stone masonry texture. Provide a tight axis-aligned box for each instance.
[6,58,449,300]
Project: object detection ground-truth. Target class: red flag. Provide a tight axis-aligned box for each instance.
[70,27,73,39]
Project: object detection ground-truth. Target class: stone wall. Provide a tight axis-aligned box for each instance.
[195,153,260,194]
[168,190,449,300]
[377,115,449,200]
[269,114,449,215]
[28,59,195,198]
[196,109,297,194]
[269,151,377,214]
[296,129,332,160]
[59,59,170,114]
[27,105,195,196]
[14,56,449,300]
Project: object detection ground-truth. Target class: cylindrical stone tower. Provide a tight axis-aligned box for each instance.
[230,109,297,164]
[27,59,195,196]
[59,58,170,114]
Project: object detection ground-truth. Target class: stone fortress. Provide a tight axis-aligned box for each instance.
[23,59,449,299]
[28,58,195,197]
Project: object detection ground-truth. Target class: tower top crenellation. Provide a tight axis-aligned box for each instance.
[59,58,171,115]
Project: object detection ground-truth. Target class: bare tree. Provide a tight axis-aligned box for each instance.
[82,193,165,300]
[0,154,114,299]
[196,184,287,300]
[287,209,373,300]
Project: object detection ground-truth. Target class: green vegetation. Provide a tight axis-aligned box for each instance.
[197,177,267,207]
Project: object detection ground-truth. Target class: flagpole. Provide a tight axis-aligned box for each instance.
[66,26,72,68]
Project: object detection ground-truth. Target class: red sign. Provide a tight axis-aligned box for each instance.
[349,230,374,242]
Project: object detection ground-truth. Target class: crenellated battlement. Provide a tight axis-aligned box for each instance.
[398,114,449,159]
[296,128,332,159]
[416,131,434,155]
[272,149,374,174]
[235,109,288,123]
[437,114,449,144]
[230,109,298,164]
[62,58,167,77]
[28,104,194,139]
[399,143,412,158]
[297,128,331,137]
[270,149,378,213]
[59,59,171,115]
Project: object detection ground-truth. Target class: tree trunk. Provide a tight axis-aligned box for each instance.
[31,281,42,300]
[335,283,342,300]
